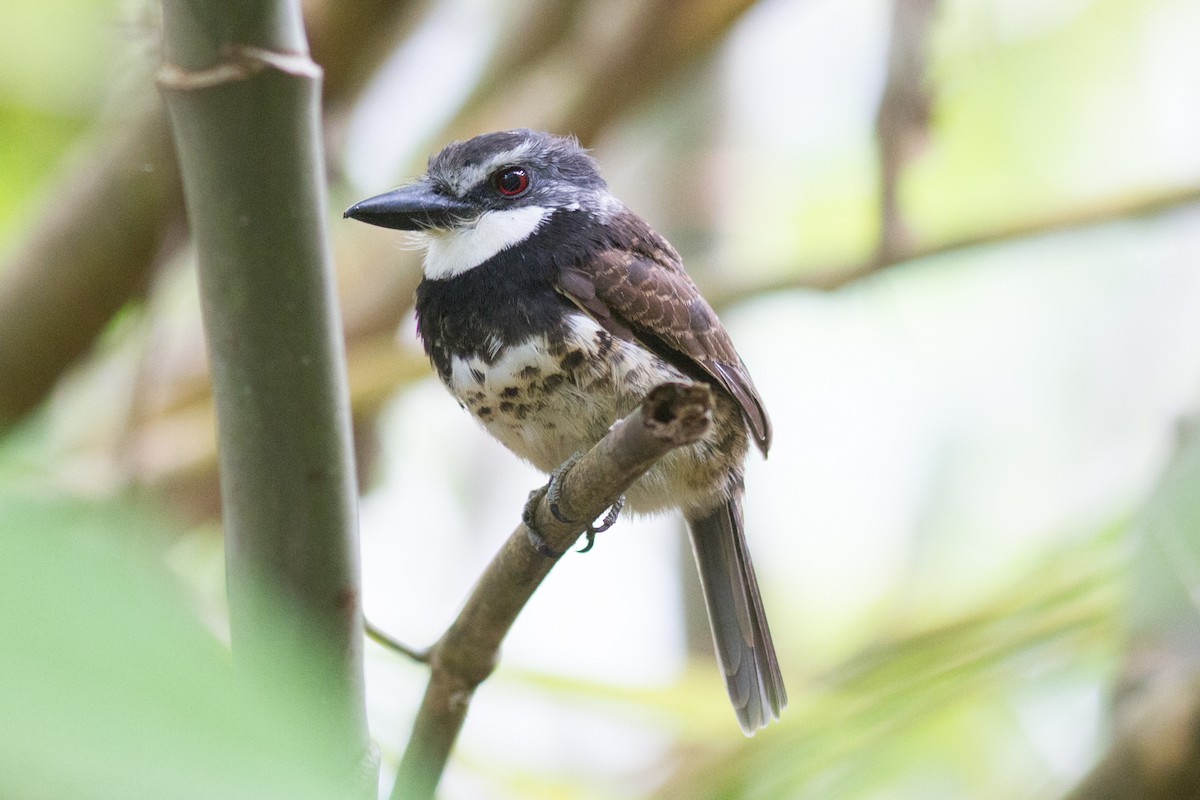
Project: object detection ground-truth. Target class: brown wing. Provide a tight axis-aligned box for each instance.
[556,215,772,455]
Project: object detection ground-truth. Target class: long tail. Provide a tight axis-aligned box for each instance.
[686,492,786,733]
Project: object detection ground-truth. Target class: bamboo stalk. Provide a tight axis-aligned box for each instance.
[157,0,372,792]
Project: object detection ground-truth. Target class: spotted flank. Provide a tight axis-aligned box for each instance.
[445,314,737,515]
[446,314,668,467]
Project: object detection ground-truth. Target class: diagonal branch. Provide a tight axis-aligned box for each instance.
[388,382,714,800]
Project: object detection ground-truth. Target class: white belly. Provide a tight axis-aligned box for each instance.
[447,313,676,467]
[444,313,730,514]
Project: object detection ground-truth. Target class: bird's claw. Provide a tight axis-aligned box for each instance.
[576,495,624,553]
[526,452,626,556]
[546,451,584,525]
[523,487,566,558]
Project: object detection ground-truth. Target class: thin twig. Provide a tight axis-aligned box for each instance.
[388,383,714,800]
[365,618,430,663]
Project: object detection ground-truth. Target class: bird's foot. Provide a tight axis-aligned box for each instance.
[523,452,627,556]
[577,495,624,553]
[522,487,566,558]
[546,451,585,525]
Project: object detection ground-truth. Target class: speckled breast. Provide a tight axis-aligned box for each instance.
[443,312,676,469]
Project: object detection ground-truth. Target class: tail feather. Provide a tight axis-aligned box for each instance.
[686,493,786,733]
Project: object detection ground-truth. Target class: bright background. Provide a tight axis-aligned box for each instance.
[4,0,1200,797]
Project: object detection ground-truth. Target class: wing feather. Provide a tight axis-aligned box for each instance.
[555,212,772,454]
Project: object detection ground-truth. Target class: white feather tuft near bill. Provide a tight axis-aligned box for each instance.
[421,206,548,279]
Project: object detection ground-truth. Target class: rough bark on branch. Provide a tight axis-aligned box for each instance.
[388,382,714,800]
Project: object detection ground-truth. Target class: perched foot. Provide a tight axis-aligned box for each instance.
[522,487,565,558]
[525,452,628,556]
[577,495,624,553]
[546,451,585,525]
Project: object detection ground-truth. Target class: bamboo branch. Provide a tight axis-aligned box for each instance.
[157,0,371,792]
[388,383,714,800]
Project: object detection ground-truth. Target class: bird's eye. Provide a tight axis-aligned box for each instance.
[492,167,529,198]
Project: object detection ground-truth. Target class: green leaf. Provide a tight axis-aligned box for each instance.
[0,494,362,800]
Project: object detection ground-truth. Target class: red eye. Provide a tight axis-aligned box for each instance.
[492,167,529,197]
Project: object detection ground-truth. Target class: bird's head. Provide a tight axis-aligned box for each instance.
[345,129,615,279]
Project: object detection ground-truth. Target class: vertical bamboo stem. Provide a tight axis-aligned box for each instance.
[158,1,372,792]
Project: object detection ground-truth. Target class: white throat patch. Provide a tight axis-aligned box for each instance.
[422,206,548,280]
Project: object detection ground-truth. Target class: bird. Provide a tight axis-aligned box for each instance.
[344,129,785,733]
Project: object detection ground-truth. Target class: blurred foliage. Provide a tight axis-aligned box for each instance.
[912,0,1188,240]
[1126,419,1200,644]
[660,529,1123,799]
[724,0,1200,278]
[3,0,1200,797]
[0,470,363,799]
[0,0,126,249]
[0,103,86,246]
[469,527,1122,799]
